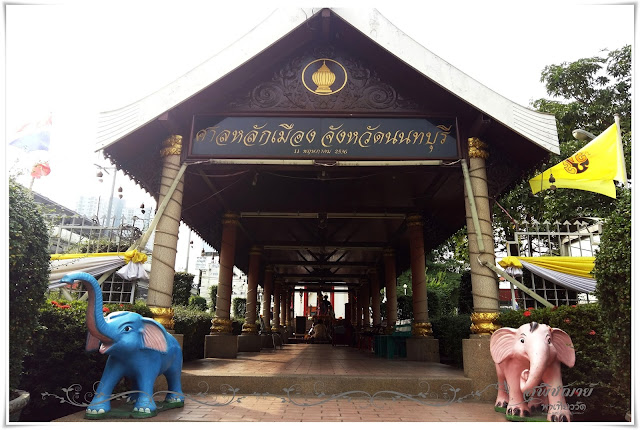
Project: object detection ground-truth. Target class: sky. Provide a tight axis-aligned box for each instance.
[3,0,636,276]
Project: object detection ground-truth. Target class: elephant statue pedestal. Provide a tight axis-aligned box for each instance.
[490,322,576,422]
[61,272,185,420]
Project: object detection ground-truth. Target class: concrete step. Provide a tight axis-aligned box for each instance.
[168,373,475,398]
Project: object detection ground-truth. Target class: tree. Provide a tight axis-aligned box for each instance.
[594,188,631,416]
[494,45,631,236]
[9,179,51,392]
[172,272,194,306]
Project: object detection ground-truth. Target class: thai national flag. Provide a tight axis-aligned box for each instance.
[9,113,52,152]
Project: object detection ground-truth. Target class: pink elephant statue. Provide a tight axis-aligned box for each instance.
[490,322,575,422]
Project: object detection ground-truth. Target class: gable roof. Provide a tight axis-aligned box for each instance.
[96,8,558,155]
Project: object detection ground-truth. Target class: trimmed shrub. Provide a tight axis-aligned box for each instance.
[594,189,631,415]
[173,305,213,362]
[9,179,51,392]
[18,297,151,421]
[232,297,246,319]
[431,314,471,367]
[496,304,625,421]
[172,272,194,306]
[188,295,208,311]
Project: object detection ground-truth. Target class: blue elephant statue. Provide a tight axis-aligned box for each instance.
[61,272,184,419]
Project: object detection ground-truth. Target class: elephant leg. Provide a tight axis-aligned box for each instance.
[504,372,531,419]
[131,375,158,418]
[163,355,185,405]
[494,364,509,409]
[87,359,125,416]
[543,365,572,422]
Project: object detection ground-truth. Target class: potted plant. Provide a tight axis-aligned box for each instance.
[8,179,51,421]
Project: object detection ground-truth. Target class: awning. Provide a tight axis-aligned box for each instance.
[498,256,596,294]
[48,250,148,288]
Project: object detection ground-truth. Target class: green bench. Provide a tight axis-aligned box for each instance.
[374,324,411,358]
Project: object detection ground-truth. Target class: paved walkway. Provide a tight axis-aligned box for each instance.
[56,396,505,422]
[54,343,506,422]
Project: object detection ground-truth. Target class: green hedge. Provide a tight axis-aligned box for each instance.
[496,304,626,421]
[173,272,195,306]
[594,189,631,414]
[188,295,208,311]
[431,314,471,368]
[9,179,51,392]
[18,298,152,421]
[232,297,247,318]
[173,305,213,361]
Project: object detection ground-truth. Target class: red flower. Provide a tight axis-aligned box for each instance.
[527,307,534,310]
[564,318,571,324]
[571,305,577,308]
[119,304,124,308]
[60,305,71,309]
[523,311,531,317]
[552,306,558,311]
[589,330,596,335]
[51,301,59,305]
[103,307,109,312]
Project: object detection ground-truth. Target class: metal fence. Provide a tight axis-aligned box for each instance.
[45,213,152,304]
[44,214,150,255]
[506,219,601,308]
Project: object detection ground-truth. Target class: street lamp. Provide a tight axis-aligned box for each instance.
[572,129,596,141]
[95,164,121,226]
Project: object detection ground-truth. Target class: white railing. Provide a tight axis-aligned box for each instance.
[44,213,152,303]
[504,219,601,309]
[44,214,152,255]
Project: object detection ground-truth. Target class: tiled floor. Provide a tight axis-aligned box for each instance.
[56,395,505,422]
[54,343,506,422]
[182,343,464,377]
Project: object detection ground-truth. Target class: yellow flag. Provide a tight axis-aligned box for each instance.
[529,123,626,198]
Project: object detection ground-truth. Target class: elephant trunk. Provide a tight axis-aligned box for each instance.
[62,272,115,343]
[520,350,548,394]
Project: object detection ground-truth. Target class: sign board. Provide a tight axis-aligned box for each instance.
[188,116,459,161]
[195,256,207,271]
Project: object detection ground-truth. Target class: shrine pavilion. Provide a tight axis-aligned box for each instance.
[95,8,559,394]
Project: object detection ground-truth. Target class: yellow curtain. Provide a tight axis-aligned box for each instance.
[499,256,595,279]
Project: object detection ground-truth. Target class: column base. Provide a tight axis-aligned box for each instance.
[260,334,274,349]
[462,335,498,401]
[204,334,238,358]
[406,337,440,362]
[238,333,262,352]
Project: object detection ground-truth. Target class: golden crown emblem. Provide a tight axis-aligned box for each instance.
[311,61,336,94]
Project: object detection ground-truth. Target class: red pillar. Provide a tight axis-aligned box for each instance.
[303,287,308,316]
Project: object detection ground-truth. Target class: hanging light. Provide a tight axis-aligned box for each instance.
[96,171,104,183]
[118,186,123,199]
[140,203,145,214]
[549,174,557,191]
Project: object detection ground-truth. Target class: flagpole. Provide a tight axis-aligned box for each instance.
[614,114,628,188]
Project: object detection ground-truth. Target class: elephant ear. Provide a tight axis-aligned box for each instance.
[552,328,576,368]
[490,327,517,364]
[86,332,101,352]
[141,319,168,353]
